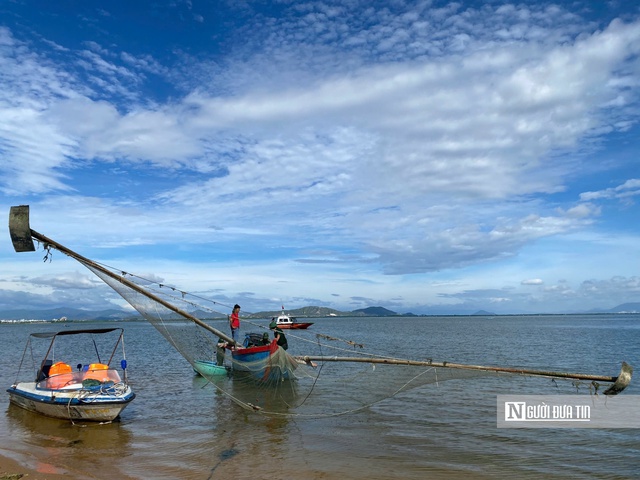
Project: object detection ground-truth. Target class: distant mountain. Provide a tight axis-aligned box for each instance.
[249,306,401,318]
[587,303,640,314]
[351,306,398,316]
[613,303,640,313]
[248,306,344,319]
[472,310,496,316]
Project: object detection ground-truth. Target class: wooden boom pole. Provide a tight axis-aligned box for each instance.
[295,356,632,396]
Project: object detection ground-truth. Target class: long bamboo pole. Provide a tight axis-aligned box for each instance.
[295,356,632,395]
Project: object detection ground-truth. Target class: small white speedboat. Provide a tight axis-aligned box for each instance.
[7,327,135,422]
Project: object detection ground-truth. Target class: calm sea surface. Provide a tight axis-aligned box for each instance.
[1,315,639,479]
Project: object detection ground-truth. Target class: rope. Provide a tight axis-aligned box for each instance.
[91,259,240,315]
[65,382,130,426]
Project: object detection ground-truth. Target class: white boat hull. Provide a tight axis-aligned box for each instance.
[7,381,135,422]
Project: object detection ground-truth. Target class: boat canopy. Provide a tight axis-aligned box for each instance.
[30,328,123,338]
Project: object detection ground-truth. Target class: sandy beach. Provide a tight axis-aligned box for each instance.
[1,451,70,480]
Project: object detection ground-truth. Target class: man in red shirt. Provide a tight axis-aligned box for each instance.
[229,304,241,347]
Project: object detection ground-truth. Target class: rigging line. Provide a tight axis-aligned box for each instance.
[197,375,261,412]
[35,237,278,321]
[142,284,228,317]
[231,321,375,360]
[43,246,205,311]
[390,366,439,396]
[291,329,408,361]
[291,336,328,409]
[89,259,245,314]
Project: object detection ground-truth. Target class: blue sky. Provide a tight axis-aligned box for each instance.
[1,0,639,316]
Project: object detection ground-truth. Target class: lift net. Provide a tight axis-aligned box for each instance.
[83,263,599,418]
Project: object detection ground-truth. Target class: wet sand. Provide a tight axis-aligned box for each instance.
[0,451,69,480]
[1,450,479,480]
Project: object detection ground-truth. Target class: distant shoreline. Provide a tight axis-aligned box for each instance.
[1,311,639,324]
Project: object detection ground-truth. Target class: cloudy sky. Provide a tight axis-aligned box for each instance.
[1,0,639,316]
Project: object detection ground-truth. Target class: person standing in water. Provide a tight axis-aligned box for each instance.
[229,304,241,347]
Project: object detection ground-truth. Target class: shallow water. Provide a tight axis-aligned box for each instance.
[1,315,639,479]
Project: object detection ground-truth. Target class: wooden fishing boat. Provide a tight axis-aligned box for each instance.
[230,343,274,371]
[7,327,135,422]
[228,332,295,382]
[272,307,314,329]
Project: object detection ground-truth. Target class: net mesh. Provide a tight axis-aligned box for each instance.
[79,261,598,417]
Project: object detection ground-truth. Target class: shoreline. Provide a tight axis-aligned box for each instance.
[0,451,69,480]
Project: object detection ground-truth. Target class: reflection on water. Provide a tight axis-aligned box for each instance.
[1,316,639,479]
[192,368,301,416]
[6,404,132,451]
[5,402,134,477]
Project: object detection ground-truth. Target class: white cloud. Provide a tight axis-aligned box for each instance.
[0,4,639,313]
[580,178,640,202]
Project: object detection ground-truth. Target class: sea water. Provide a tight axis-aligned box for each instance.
[1,315,638,479]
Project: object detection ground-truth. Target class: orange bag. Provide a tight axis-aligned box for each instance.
[83,363,112,382]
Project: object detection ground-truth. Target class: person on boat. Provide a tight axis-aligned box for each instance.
[216,337,226,365]
[261,332,271,345]
[269,320,288,350]
[229,304,241,347]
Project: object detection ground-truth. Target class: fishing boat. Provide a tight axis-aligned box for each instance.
[228,332,294,382]
[7,327,135,422]
[272,307,314,329]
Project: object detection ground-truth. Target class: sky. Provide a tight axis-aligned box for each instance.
[0,0,639,316]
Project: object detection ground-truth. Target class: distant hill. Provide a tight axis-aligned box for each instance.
[249,306,401,318]
[472,310,496,316]
[248,306,345,318]
[587,302,640,314]
[609,302,640,313]
[351,306,398,316]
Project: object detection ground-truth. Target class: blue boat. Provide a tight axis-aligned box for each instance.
[230,333,295,382]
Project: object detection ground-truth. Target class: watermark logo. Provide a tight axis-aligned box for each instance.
[497,395,640,428]
[504,401,590,422]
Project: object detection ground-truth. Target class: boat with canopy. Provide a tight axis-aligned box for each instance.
[7,327,135,422]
